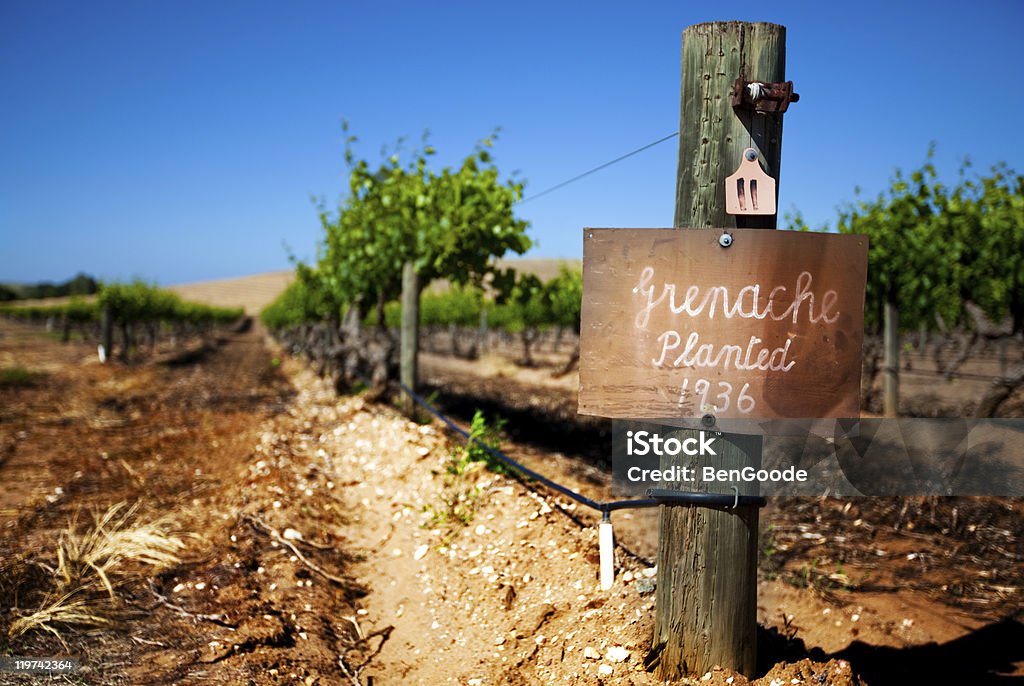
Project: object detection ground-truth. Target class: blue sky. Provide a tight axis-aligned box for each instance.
[2,1,1021,285]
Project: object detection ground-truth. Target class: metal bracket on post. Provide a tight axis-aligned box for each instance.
[730,78,799,114]
[646,488,767,510]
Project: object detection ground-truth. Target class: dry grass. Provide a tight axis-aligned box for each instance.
[6,501,185,644]
[7,591,112,646]
[55,502,184,597]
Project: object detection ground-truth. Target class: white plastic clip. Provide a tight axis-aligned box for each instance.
[599,514,614,591]
[730,485,740,509]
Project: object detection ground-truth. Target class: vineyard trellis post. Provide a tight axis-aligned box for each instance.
[884,302,899,416]
[101,303,113,363]
[478,308,488,355]
[653,21,788,679]
[400,260,419,416]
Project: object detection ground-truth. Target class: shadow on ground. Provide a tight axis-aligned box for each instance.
[759,617,1024,684]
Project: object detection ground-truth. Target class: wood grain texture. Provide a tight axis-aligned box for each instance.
[578,229,867,420]
[674,21,785,231]
[659,22,786,679]
[655,492,760,677]
[884,301,899,417]
[400,260,420,416]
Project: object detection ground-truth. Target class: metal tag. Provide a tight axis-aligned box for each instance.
[725,148,776,216]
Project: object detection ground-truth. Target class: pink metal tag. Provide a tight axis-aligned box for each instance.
[725,148,777,216]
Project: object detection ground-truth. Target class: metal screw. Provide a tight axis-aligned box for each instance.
[744,149,758,162]
[701,413,716,428]
[719,233,733,248]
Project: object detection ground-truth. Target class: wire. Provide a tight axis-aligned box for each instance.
[394,378,767,514]
[354,369,764,514]
[517,131,679,205]
[396,379,658,513]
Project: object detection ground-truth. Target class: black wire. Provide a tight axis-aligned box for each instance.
[395,378,766,514]
[398,379,609,511]
[517,132,679,205]
[647,489,767,510]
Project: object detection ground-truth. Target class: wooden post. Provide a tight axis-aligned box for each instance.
[654,21,787,679]
[998,336,1008,378]
[674,22,785,230]
[400,260,420,416]
[884,301,899,416]
[100,306,114,362]
[478,308,488,354]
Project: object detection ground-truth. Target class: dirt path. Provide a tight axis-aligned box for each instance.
[302,373,1024,685]
[1,321,363,684]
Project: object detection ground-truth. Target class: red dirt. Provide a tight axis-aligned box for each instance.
[1,319,1022,685]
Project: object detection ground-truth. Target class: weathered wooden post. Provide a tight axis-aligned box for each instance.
[400,260,419,416]
[655,21,787,678]
[478,308,489,355]
[883,302,899,416]
[577,20,867,680]
[99,304,113,363]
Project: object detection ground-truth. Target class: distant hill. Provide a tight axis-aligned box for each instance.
[5,259,581,315]
[169,259,580,310]
[495,257,581,282]
[426,258,582,294]
[167,271,295,315]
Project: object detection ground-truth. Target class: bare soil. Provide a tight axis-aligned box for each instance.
[1,319,1022,685]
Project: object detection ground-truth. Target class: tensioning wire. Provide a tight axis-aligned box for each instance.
[516,132,679,205]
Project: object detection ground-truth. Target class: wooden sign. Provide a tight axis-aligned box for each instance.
[578,228,868,419]
[725,149,776,216]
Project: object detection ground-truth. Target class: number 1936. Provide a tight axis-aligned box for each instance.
[678,377,755,414]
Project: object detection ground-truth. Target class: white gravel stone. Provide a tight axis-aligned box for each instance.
[605,646,629,663]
